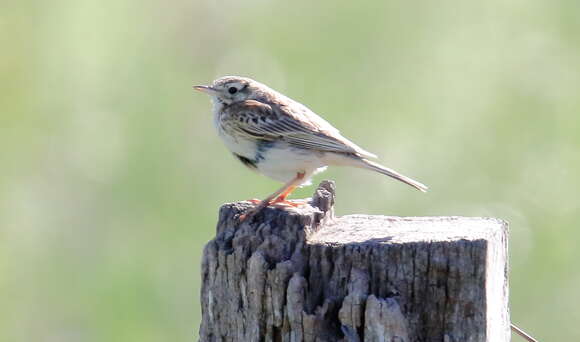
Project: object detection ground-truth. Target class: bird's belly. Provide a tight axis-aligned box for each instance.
[218,127,327,183]
[256,146,327,184]
[218,131,257,160]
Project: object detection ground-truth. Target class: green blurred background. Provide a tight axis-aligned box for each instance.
[1,0,579,340]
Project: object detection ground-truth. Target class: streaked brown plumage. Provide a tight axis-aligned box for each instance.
[194,76,427,220]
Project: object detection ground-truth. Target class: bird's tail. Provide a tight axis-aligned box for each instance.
[357,158,428,192]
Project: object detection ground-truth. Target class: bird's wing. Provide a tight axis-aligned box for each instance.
[221,100,376,158]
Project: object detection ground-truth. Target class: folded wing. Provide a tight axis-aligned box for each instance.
[221,100,377,159]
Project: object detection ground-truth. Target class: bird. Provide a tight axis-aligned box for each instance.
[194,76,427,220]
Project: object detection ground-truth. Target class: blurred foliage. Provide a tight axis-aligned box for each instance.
[1,0,579,340]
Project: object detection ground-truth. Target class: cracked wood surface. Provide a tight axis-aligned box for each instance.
[199,181,510,342]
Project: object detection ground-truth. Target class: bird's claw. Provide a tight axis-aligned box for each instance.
[270,199,309,208]
[238,208,259,222]
[238,213,249,222]
[238,198,309,223]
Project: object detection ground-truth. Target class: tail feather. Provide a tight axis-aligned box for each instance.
[360,159,428,192]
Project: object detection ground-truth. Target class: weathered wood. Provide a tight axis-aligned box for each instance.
[200,181,510,342]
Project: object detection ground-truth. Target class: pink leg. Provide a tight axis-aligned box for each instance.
[239,172,305,221]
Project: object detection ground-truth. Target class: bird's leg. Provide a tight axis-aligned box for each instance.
[273,185,297,202]
[239,172,305,221]
[270,184,309,207]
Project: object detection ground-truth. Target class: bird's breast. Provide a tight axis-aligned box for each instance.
[216,125,258,160]
[213,109,261,159]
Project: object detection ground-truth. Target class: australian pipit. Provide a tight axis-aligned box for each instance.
[194,76,427,220]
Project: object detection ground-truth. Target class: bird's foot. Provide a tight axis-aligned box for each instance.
[238,198,309,222]
[238,199,268,222]
[270,198,309,208]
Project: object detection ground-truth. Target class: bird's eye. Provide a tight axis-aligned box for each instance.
[228,87,238,94]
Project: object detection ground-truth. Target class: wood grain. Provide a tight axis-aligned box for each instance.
[199,181,509,342]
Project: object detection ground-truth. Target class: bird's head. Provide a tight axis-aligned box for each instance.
[194,76,269,106]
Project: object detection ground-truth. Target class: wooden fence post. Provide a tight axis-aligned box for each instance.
[199,181,510,342]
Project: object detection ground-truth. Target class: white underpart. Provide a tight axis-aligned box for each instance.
[257,146,327,185]
[211,96,327,185]
[219,127,328,184]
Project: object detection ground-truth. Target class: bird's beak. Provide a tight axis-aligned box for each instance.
[193,85,219,95]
